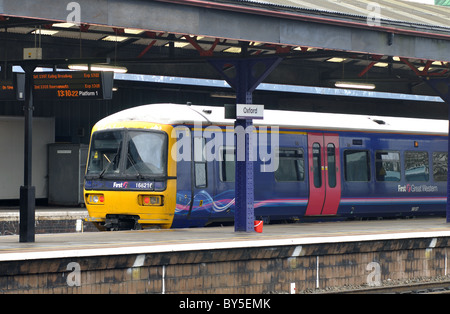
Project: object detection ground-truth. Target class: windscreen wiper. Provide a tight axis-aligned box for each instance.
[98,142,122,179]
[98,153,117,179]
[127,153,145,179]
[98,161,111,179]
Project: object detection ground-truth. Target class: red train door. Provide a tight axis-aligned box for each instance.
[305,133,341,216]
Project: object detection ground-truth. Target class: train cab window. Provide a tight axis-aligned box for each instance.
[194,137,207,188]
[275,148,305,182]
[220,147,235,182]
[344,150,370,182]
[432,152,447,182]
[405,151,429,182]
[375,151,401,181]
[86,130,124,176]
[125,131,167,176]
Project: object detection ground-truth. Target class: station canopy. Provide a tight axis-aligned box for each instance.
[0,0,449,99]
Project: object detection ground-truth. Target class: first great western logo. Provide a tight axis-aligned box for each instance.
[113,181,129,188]
[398,184,438,193]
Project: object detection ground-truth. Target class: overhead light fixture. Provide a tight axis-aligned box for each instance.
[124,28,144,35]
[68,64,128,73]
[223,47,241,54]
[373,62,389,67]
[102,35,129,42]
[294,47,316,52]
[165,36,205,48]
[392,56,401,62]
[165,42,190,48]
[210,92,236,99]
[335,81,376,90]
[418,66,435,72]
[31,29,59,36]
[327,57,346,63]
[52,23,76,28]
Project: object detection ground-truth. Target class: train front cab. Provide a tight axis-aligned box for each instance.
[84,122,177,230]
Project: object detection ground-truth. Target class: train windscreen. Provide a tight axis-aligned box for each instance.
[86,129,167,179]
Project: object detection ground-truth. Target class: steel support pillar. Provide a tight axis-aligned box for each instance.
[19,65,36,242]
[209,57,281,231]
[424,77,450,223]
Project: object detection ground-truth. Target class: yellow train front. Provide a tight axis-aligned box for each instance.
[84,116,177,230]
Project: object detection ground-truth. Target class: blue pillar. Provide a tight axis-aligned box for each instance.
[209,57,281,231]
[424,77,450,223]
[234,118,254,231]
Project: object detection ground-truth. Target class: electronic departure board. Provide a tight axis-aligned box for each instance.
[0,73,25,101]
[33,71,114,100]
[0,80,16,101]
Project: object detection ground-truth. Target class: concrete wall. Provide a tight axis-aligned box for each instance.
[0,236,449,293]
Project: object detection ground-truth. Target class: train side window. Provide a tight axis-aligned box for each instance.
[195,163,207,187]
[344,150,370,182]
[220,147,235,182]
[194,137,207,188]
[375,151,401,181]
[432,152,447,182]
[312,143,322,188]
[405,151,429,182]
[327,144,336,188]
[275,148,305,182]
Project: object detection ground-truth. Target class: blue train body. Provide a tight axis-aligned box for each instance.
[171,121,448,228]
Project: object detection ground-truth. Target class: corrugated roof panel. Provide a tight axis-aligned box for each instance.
[235,0,450,30]
[376,0,450,26]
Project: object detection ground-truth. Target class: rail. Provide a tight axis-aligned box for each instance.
[320,281,450,294]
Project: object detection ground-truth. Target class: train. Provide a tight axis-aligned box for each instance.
[83,103,448,230]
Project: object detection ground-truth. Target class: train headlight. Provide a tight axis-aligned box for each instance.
[86,194,105,205]
[139,195,163,206]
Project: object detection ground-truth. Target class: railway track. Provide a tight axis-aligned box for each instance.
[323,281,450,294]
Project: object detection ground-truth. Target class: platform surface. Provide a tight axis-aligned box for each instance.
[1,217,450,261]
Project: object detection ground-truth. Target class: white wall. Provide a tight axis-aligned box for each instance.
[0,117,55,199]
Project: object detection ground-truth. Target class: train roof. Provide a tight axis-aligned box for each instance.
[95,103,448,136]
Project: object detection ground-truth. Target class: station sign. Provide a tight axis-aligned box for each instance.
[33,71,114,100]
[225,104,264,120]
[236,104,264,119]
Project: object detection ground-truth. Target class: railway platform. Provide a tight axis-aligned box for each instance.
[1,215,450,294]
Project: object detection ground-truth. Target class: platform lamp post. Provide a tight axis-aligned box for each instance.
[209,57,281,232]
[20,64,36,242]
[424,76,450,223]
